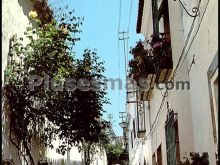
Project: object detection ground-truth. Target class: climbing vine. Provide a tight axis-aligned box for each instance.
[4,6,109,165]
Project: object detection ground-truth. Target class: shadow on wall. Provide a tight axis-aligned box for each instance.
[18,0,33,19]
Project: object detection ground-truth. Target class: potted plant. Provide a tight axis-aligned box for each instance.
[128,41,156,81]
[179,152,209,165]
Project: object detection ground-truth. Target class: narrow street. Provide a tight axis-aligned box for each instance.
[2,0,218,165]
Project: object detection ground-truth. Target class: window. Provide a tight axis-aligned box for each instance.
[174,120,180,163]
[152,153,156,165]
[157,145,162,165]
[144,158,147,165]
[212,76,218,143]
[213,77,219,163]
[131,132,133,148]
[151,0,159,36]
[133,119,136,138]
[137,100,146,138]
[158,0,171,36]
[165,110,177,165]
[207,53,218,163]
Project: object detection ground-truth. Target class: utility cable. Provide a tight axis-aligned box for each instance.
[142,0,204,142]
[118,0,122,112]
[170,0,201,80]
[127,0,134,33]
[126,0,134,76]
[177,0,210,75]
[126,0,134,111]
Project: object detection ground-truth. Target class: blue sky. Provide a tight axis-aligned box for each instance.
[49,0,144,136]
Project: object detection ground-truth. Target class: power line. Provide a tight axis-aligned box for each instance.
[127,0,134,75]
[143,0,206,142]
[126,36,130,74]
[177,0,210,75]
[170,0,201,80]
[118,0,122,33]
[117,37,121,112]
[117,0,122,112]
[127,0,134,33]
[119,31,129,77]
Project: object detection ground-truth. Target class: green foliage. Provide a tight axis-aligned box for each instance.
[4,6,109,165]
[128,41,155,81]
[104,140,128,165]
[106,142,124,158]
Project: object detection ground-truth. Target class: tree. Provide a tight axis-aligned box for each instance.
[4,6,109,165]
[105,141,128,165]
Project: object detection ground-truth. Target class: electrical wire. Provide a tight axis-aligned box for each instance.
[127,0,134,33]
[126,0,134,77]
[142,0,206,142]
[128,0,210,160]
[118,0,122,112]
[169,0,201,80]
[122,33,128,77]
[143,90,167,141]
[118,0,122,34]
[177,0,210,75]
[125,0,135,110]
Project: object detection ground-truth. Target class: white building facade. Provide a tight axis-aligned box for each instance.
[2,1,43,164]
[127,0,218,165]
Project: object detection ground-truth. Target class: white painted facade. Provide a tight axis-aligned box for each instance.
[46,138,107,165]
[127,0,218,165]
[2,0,41,164]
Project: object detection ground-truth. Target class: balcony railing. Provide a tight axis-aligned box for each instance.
[139,74,155,101]
[149,33,173,83]
[128,41,156,82]
[129,34,173,82]
[128,33,173,100]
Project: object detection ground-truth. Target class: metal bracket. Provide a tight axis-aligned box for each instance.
[175,0,200,18]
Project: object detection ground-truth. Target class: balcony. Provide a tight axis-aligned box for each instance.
[129,36,173,100]
[128,41,156,82]
[128,35,173,101]
[148,33,173,83]
[139,74,156,101]
[129,35,173,83]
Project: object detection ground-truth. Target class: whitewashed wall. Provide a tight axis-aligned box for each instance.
[46,139,107,165]
[128,0,218,164]
[183,0,218,164]
[2,0,38,164]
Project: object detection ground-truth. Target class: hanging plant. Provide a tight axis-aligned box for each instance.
[178,152,209,165]
[128,41,155,82]
[148,33,171,57]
